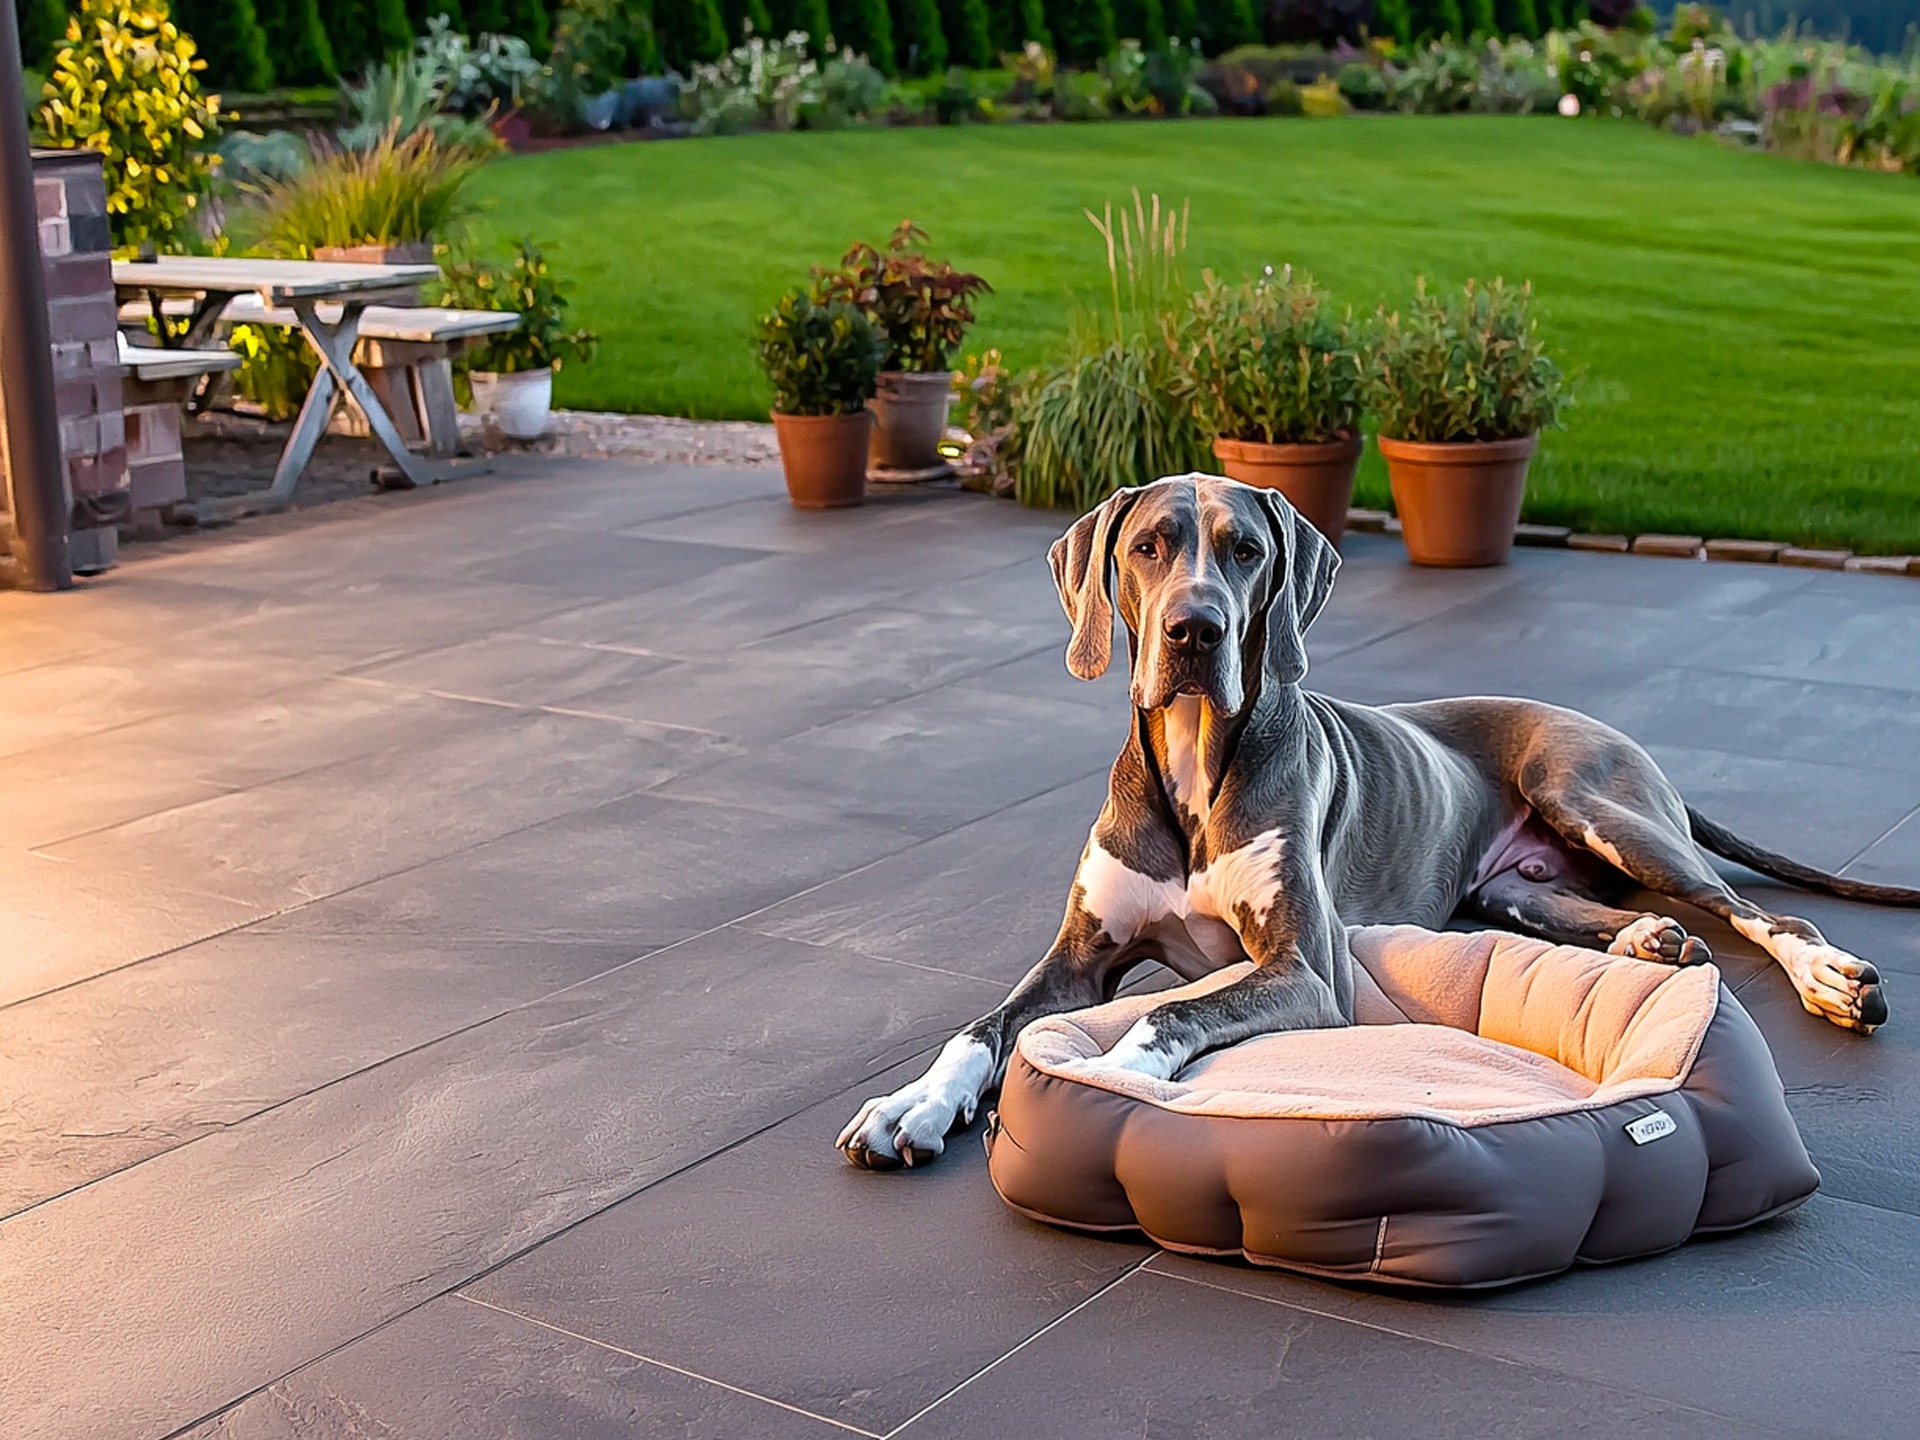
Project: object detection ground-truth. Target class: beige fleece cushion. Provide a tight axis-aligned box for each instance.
[1015,925,1720,1127]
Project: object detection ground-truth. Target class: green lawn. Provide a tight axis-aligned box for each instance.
[469,118,1920,551]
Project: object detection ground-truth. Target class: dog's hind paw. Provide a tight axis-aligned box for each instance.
[1789,944,1889,1035]
[1608,915,1709,966]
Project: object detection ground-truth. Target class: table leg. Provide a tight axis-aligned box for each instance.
[292,298,434,489]
[183,358,339,523]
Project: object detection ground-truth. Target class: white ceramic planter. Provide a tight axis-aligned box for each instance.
[470,368,553,441]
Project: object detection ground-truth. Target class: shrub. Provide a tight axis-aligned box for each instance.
[507,0,555,52]
[1261,0,1371,46]
[817,220,992,372]
[255,126,486,251]
[755,289,887,415]
[831,0,897,75]
[229,322,318,420]
[1173,265,1361,445]
[435,239,601,374]
[168,0,274,91]
[1016,192,1210,510]
[16,0,68,68]
[1336,58,1387,106]
[1047,0,1116,63]
[1375,0,1412,43]
[421,17,544,114]
[658,0,729,68]
[940,0,995,67]
[816,49,892,121]
[253,0,335,84]
[38,0,223,253]
[1366,277,1565,443]
[684,30,824,131]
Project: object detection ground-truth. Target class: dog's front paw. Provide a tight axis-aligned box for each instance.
[1788,944,1888,1034]
[836,1036,994,1171]
[1608,915,1710,966]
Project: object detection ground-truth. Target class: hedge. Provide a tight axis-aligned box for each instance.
[830,0,897,72]
[894,0,947,73]
[171,0,276,90]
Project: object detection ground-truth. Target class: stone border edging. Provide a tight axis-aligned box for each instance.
[1343,510,1920,578]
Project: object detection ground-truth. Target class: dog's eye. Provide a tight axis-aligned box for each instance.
[1131,538,1157,558]
[1233,541,1262,565]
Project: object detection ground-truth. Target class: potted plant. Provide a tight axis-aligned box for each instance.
[755,287,887,509]
[437,239,600,440]
[1367,278,1566,567]
[1173,265,1365,547]
[816,221,992,474]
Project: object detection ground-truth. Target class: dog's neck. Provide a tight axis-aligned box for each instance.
[1147,695,1234,835]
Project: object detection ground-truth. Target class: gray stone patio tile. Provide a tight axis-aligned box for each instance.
[900,1268,1779,1440]
[444,459,788,532]
[621,488,973,554]
[465,1061,1152,1436]
[1638,744,1920,876]
[745,771,1106,984]
[1593,667,1920,777]
[1725,976,1920,1219]
[345,632,679,708]
[0,682,484,850]
[1500,544,1820,615]
[474,532,773,600]
[41,705,724,912]
[254,790,914,946]
[0,645,327,761]
[0,932,640,1217]
[181,1295,845,1440]
[497,602,1068,746]
[1705,590,1920,695]
[0,930,997,1439]
[654,674,1113,839]
[1845,804,1920,896]
[0,848,264,1005]
[1147,1190,1918,1439]
[1312,595,1727,709]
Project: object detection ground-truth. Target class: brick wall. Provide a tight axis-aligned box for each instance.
[32,149,129,571]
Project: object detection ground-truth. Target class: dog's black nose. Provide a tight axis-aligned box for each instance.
[1163,605,1225,654]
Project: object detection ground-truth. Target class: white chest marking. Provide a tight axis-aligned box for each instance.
[1162,696,1209,824]
[1076,829,1288,945]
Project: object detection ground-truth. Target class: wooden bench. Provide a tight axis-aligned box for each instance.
[115,334,242,513]
[223,295,521,459]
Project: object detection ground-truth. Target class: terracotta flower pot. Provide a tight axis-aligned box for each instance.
[1378,434,1539,568]
[771,410,873,509]
[1212,435,1364,548]
[868,370,955,471]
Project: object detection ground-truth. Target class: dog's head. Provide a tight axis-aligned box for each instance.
[1048,474,1339,715]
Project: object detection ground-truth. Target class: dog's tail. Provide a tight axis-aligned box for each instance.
[1687,805,1920,906]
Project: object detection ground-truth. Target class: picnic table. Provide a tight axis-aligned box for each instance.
[113,257,443,517]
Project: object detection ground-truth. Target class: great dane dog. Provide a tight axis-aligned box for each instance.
[840,474,1918,1170]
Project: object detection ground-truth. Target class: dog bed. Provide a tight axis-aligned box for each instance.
[985,925,1817,1289]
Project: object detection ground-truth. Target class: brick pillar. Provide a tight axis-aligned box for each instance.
[32,149,128,574]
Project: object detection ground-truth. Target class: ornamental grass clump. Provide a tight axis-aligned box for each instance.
[754,289,887,415]
[1016,191,1210,511]
[37,0,222,253]
[254,125,487,253]
[815,220,992,373]
[1173,266,1363,446]
[1367,277,1566,443]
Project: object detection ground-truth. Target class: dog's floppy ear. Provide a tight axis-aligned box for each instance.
[1049,487,1141,681]
[1256,491,1340,688]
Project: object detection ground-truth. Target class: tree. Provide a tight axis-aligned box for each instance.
[1375,0,1413,43]
[720,0,774,40]
[657,0,728,66]
[507,0,553,52]
[939,0,992,64]
[15,0,69,69]
[253,0,335,84]
[405,0,469,26]
[829,0,896,72]
[624,0,662,70]
[1429,0,1464,38]
[989,0,1050,53]
[1192,0,1255,53]
[1163,0,1195,42]
[1498,0,1540,37]
[171,0,276,91]
[1113,0,1165,46]
[1045,0,1114,63]
[323,0,414,72]
[893,0,946,72]
[1464,0,1497,34]
[768,0,832,48]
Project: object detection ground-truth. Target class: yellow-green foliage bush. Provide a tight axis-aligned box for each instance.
[37,0,222,254]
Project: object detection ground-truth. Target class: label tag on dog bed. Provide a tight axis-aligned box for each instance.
[1625,1111,1677,1145]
